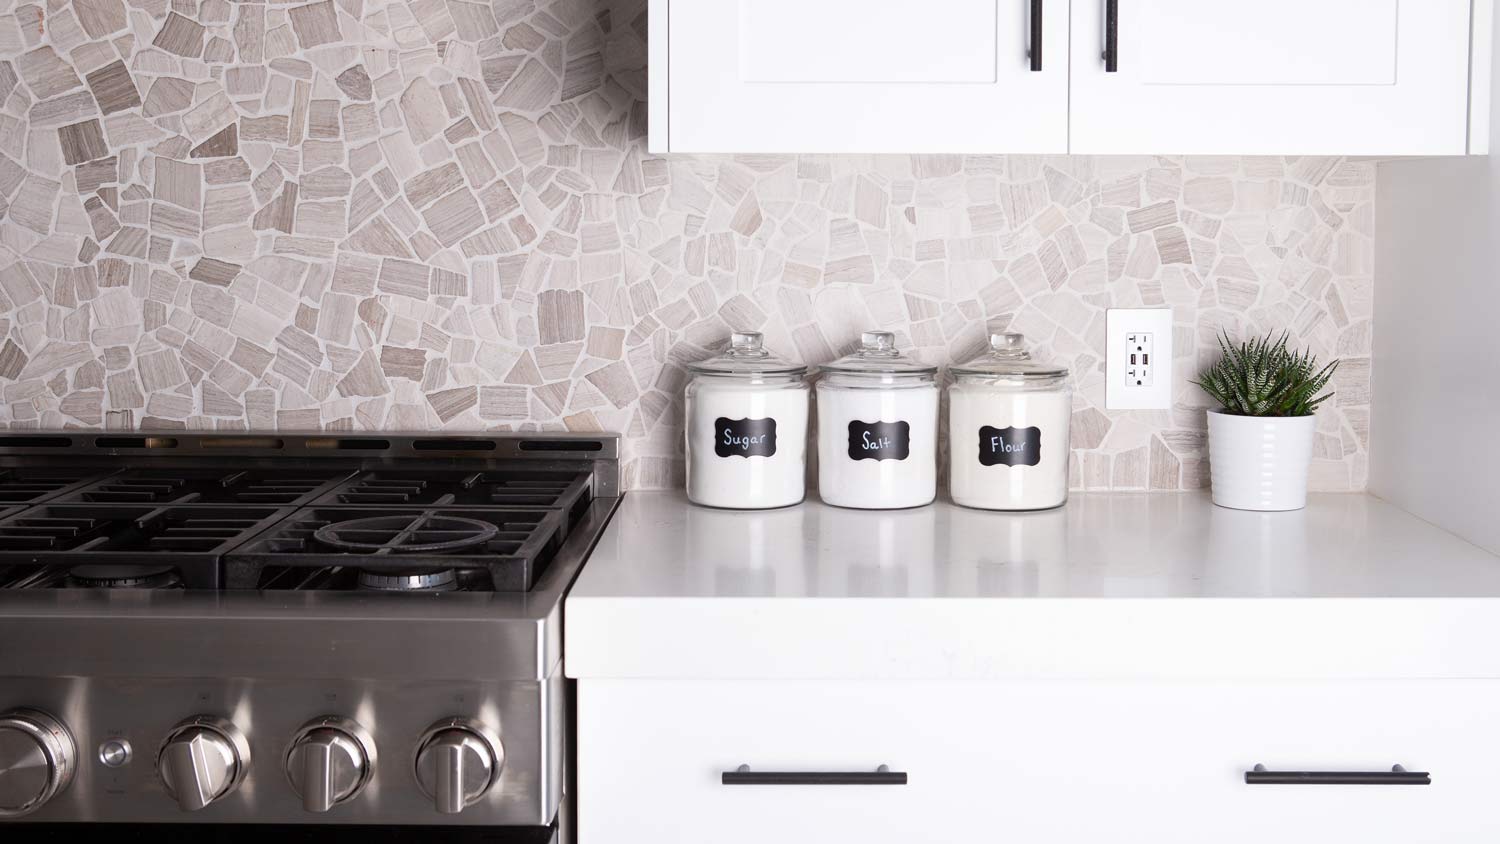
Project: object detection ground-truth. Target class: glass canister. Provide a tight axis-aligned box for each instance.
[947,329,1072,511]
[816,331,939,509]
[685,332,810,509]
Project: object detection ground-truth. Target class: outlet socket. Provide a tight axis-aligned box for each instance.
[1106,308,1173,410]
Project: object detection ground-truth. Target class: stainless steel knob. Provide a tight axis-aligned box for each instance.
[156,716,250,812]
[414,718,504,814]
[285,717,375,813]
[0,708,75,818]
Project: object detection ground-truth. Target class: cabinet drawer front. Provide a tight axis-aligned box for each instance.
[578,680,1500,843]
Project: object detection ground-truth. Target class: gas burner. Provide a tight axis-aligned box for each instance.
[356,568,460,592]
[0,504,294,590]
[223,507,568,591]
[66,564,183,590]
[313,514,502,555]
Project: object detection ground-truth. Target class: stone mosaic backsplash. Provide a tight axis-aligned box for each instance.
[0,0,1374,491]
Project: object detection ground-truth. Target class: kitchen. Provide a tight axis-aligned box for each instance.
[1,0,1498,841]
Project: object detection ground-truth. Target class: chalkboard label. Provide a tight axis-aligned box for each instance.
[978,426,1042,467]
[847,420,911,462]
[715,417,777,458]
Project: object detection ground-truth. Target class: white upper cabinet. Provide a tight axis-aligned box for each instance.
[651,1,1492,155]
[1069,0,1483,155]
[651,0,1070,153]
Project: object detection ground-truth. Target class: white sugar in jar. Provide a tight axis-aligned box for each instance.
[685,332,809,510]
[816,331,939,510]
[947,330,1072,511]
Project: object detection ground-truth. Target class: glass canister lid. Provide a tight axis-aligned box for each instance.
[819,331,937,378]
[686,332,808,377]
[950,329,1068,380]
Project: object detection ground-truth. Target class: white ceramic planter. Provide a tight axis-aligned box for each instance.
[1206,410,1317,511]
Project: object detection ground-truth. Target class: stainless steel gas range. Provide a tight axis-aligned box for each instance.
[0,431,619,841]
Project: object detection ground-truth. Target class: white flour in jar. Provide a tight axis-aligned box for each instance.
[686,379,809,509]
[947,384,1071,510]
[816,384,938,509]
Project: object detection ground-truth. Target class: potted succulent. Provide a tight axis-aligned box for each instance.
[1194,332,1339,511]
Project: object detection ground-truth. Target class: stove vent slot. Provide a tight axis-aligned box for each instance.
[199,437,285,450]
[412,439,496,451]
[518,439,605,452]
[0,436,73,448]
[93,436,180,449]
[305,438,391,450]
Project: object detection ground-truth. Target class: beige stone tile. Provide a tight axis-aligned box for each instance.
[85,60,139,116]
[153,12,206,59]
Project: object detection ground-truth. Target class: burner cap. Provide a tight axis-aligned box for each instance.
[356,569,459,592]
[66,564,183,590]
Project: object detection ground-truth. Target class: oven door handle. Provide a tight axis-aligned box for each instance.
[721,764,907,785]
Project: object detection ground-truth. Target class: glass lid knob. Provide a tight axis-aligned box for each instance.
[860,331,895,352]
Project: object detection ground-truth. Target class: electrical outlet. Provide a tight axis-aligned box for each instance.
[1125,332,1154,388]
[1106,309,1173,410]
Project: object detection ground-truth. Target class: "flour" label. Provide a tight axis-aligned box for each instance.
[978,426,1041,467]
[715,417,777,458]
[847,420,911,462]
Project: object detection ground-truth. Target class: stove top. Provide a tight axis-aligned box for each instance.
[0,432,619,832]
[0,433,618,594]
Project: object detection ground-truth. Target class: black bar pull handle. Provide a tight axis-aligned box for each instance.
[1030,0,1043,71]
[1245,764,1431,786]
[722,764,907,786]
[1103,0,1119,72]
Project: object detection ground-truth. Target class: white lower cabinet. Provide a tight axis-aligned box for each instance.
[578,679,1500,842]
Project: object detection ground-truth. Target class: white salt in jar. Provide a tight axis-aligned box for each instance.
[816,331,938,510]
[685,332,809,510]
[947,330,1072,511]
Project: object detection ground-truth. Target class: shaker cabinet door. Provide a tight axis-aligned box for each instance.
[656,0,1069,153]
[1069,0,1477,155]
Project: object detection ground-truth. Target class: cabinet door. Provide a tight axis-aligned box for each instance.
[658,0,1069,153]
[1070,0,1476,154]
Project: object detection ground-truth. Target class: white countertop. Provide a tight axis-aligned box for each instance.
[569,491,1500,599]
[565,492,1500,681]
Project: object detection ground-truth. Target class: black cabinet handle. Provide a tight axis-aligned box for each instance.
[1030,0,1043,71]
[1102,0,1119,72]
[1245,764,1431,786]
[722,764,907,786]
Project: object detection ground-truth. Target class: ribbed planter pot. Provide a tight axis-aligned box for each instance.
[1206,410,1317,512]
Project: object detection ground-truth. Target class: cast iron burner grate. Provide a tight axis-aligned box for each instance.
[314,469,591,515]
[223,507,568,591]
[0,467,118,504]
[58,467,358,505]
[0,504,295,589]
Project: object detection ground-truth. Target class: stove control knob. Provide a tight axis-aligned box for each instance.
[0,708,75,817]
[414,719,505,814]
[157,717,250,812]
[285,717,376,813]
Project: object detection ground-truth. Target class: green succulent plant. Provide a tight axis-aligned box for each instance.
[1194,331,1338,417]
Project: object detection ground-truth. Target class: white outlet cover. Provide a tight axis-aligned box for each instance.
[1106,308,1174,410]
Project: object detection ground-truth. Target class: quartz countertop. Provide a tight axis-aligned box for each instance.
[565,492,1500,681]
